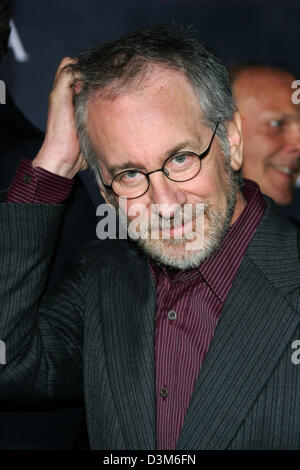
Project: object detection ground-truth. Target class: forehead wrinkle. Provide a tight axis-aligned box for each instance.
[87,66,207,175]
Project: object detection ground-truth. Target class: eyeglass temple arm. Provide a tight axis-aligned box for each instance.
[97,168,113,191]
[199,120,220,160]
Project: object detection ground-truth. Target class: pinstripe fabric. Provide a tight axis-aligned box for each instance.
[176,259,300,449]
[5,158,73,203]
[176,203,300,450]
[154,273,221,450]
[151,180,265,450]
[0,192,300,449]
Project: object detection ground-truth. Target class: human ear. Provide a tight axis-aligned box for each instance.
[98,182,119,208]
[227,111,243,171]
[98,185,111,204]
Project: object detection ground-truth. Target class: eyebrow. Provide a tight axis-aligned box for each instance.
[282,113,300,121]
[264,112,300,120]
[107,140,197,176]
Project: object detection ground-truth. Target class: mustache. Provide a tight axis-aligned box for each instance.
[133,202,210,234]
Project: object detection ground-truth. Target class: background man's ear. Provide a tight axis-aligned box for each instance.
[227,111,243,171]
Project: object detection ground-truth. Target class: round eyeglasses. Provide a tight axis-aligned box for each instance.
[100,121,219,199]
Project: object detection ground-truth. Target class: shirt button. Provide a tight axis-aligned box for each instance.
[160,386,169,398]
[22,174,32,184]
[168,310,177,321]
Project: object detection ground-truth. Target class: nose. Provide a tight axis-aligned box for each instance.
[147,171,187,218]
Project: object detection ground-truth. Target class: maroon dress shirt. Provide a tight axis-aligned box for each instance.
[149,179,266,449]
[5,158,73,204]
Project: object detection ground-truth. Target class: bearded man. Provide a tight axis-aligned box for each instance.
[1,25,300,450]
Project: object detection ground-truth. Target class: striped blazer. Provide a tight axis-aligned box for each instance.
[0,194,300,449]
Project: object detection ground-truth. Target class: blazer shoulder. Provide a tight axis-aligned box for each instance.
[246,196,300,296]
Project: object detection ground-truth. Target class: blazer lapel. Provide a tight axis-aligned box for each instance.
[101,244,157,450]
[177,201,300,450]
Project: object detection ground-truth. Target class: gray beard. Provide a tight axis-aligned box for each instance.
[104,161,240,270]
[134,182,237,270]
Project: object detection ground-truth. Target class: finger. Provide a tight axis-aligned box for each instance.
[50,63,82,105]
[54,57,76,80]
[53,57,78,89]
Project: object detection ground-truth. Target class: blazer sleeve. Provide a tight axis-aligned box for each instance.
[0,198,85,402]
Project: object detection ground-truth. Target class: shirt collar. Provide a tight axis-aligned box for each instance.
[198,178,266,302]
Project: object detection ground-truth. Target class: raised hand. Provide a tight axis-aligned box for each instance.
[33,57,87,179]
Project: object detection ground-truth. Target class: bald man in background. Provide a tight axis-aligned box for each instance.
[230,65,300,218]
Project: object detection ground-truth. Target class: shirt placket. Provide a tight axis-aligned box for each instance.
[156,277,185,450]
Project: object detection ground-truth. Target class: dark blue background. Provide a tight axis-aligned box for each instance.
[0,0,299,131]
[0,0,300,449]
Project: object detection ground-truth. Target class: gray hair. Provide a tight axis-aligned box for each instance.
[70,25,238,188]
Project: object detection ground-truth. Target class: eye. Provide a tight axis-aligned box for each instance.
[124,170,139,179]
[166,153,197,173]
[118,169,144,185]
[269,119,284,128]
[173,154,187,164]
